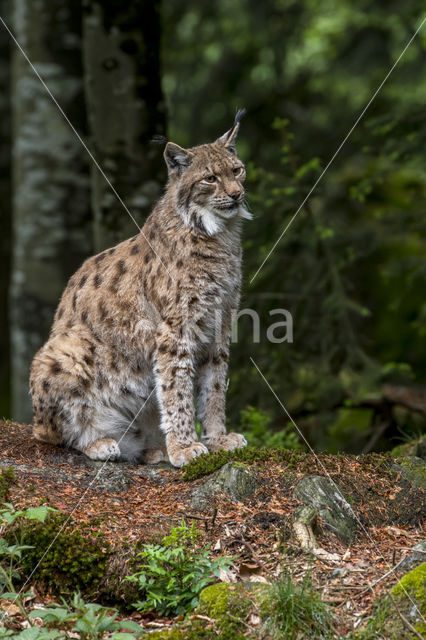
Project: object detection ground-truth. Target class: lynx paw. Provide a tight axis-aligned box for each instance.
[142,446,169,465]
[83,438,121,461]
[204,432,247,452]
[167,442,209,468]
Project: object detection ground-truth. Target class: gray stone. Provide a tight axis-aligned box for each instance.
[392,456,426,490]
[84,464,131,492]
[190,462,257,511]
[398,540,426,573]
[293,475,358,544]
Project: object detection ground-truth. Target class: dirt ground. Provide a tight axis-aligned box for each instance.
[0,420,425,636]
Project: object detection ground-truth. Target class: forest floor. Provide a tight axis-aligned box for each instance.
[0,420,425,638]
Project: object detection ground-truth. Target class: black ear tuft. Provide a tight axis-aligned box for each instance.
[151,134,169,145]
[216,107,246,153]
[234,108,246,126]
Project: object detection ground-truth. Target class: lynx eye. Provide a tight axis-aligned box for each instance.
[233,167,242,176]
[203,175,217,183]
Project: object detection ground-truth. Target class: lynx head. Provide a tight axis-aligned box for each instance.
[163,109,252,236]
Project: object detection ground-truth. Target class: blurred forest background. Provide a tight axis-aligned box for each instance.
[0,0,425,454]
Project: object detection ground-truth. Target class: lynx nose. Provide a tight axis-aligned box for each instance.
[229,189,241,201]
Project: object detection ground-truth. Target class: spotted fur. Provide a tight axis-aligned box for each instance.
[30,118,250,467]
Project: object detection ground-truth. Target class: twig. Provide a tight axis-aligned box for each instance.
[350,556,407,600]
[177,512,209,521]
[211,507,218,528]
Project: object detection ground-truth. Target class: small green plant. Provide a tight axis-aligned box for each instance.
[240,406,304,449]
[29,593,143,640]
[0,628,65,639]
[261,570,334,640]
[1,504,52,594]
[126,520,234,616]
[0,504,53,625]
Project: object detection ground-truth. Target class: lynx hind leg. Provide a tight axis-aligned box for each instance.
[33,421,63,446]
[30,328,97,451]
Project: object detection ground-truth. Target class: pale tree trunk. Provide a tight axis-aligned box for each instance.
[10,0,92,421]
[82,0,166,252]
[0,0,11,417]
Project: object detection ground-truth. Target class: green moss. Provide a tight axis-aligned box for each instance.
[197,582,252,640]
[182,447,306,481]
[392,562,426,603]
[182,448,394,482]
[8,512,110,596]
[0,467,16,501]
[395,457,426,490]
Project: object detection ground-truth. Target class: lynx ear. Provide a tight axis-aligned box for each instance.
[217,108,246,154]
[164,142,193,175]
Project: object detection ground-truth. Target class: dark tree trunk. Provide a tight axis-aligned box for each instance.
[82,0,167,252]
[0,0,11,417]
[10,0,92,421]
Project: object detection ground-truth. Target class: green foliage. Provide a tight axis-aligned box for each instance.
[29,593,143,640]
[0,469,15,502]
[126,520,233,616]
[261,571,334,639]
[240,406,304,449]
[6,511,109,596]
[0,504,52,597]
[0,628,66,639]
[182,447,305,481]
[162,1,426,454]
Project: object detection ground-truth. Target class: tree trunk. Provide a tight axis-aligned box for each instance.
[10,0,92,422]
[82,0,166,252]
[0,0,11,418]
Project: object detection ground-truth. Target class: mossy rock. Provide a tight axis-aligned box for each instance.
[198,582,257,639]
[190,462,258,510]
[293,475,357,544]
[393,456,426,490]
[386,563,426,638]
[391,435,426,459]
[146,583,259,639]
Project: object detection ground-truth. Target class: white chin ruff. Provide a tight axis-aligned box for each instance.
[197,204,252,236]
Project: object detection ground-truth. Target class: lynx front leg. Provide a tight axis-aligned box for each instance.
[197,345,247,452]
[154,328,208,467]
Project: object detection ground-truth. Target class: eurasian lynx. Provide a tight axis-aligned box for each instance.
[30,111,250,467]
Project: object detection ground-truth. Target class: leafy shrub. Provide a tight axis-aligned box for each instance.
[126,520,233,616]
[261,571,334,639]
[240,406,304,450]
